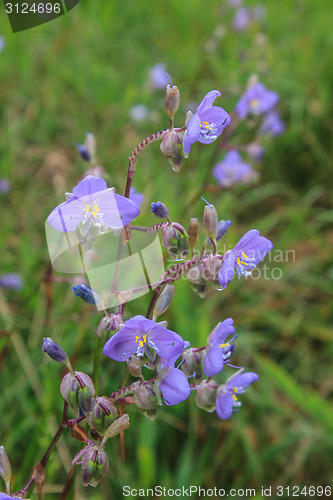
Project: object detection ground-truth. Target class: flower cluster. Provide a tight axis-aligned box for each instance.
[12,78,278,494]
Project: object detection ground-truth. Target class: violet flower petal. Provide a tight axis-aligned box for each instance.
[160,368,191,406]
[215,389,234,420]
[218,251,235,288]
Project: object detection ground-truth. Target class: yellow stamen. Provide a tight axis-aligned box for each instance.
[93,205,100,212]
[237,256,241,265]
[237,256,249,266]
[85,204,90,213]
[242,251,248,259]
[202,121,209,125]
[250,99,260,108]
[135,334,147,348]
[91,211,97,218]
[219,342,229,348]
[232,394,238,401]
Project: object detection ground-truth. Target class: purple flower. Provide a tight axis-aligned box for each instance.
[0,494,13,499]
[0,273,23,290]
[213,150,258,187]
[103,315,185,363]
[150,201,169,219]
[0,36,5,53]
[149,63,169,89]
[233,7,252,32]
[216,371,258,420]
[183,91,231,154]
[235,83,279,119]
[157,355,191,406]
[247,142,265,162]
[0,179,10,194]
[218,229,273,288]
[260,110,286,136]
[129,187,144,207]
[47,175,140,235]
[203,319,237,377]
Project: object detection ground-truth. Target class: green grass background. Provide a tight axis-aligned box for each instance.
[0,0,333,498]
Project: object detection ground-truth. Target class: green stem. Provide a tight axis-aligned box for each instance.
[93,336,102,393]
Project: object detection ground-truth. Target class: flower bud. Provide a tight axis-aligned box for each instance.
[153,285,175,319]
[72,284,102,307]
[151,201,170,219]
[104,414,130,439]
[205,220,232,247]
[165,84,180,117]
[76,144,91,162]
[181,348,203,381]
[126,355,143,378]
[42,338,68,364]
[161,224,177,249]
[203,204,218,240]
[89,397,118,435]
[61,372,95,416]
[133,383,158,420]
[0,446,11,483]
[196,379,219,412]
[97,314,123,337]
[188,218,200,248]
[76,446,109,488]
[160,130,183,172]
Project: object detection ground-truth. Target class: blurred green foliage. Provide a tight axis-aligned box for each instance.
[0,0,333,498]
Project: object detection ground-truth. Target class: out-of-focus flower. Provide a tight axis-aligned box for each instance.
[0,179,10,194]
[183,91,231,154]
[129,104,149,123]
[42,338,68,364]
[0,36,5,53]
[213,150,258,187]
[218,229,273,288]
[247,142,265,162]
[216,371,258,420]
[47,175,140,235]
[233,7,252,31]
[149,63,169,89]
[0,273,23,290]
[203,319,237,377]
[260,110,286,136]
[229,0,242,7]
[235,83,279,119]
[103,315,185,363]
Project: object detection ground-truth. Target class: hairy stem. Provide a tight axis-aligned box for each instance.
[124,130,165,198]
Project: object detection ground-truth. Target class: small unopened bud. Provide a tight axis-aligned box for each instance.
[126,355,143,378]
[188,218,200,248]
[89,397,118,435]
[181,348,203,380]
[0,446,11,483]
[161,224,176,249]
[196,379,219,412]
[203,203,218,240]
[151,201,170,219]
[104,414,130,439]
[160,130,183,172]
[42,338,68,364]
[76,144,91,162]
[153,285,175,319]
[133,383,158,420]
[97,314,123,337]
[72,284,102,307]
[165,84,180,117]
[76,446,109,488]
[185,110,193,126]
[61,372,95,416]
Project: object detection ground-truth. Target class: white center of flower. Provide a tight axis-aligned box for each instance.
[200,121,218,142]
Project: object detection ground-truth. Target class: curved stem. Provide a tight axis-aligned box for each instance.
[124,130,166,198]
